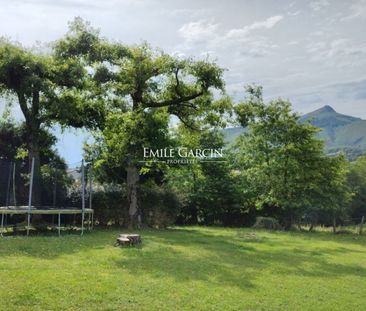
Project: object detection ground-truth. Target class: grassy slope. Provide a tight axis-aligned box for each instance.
[0,227,365,311]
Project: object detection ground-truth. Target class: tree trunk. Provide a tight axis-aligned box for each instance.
[332,215,337,234]
[190,170,198,224]
[359,216,364,235]
[308,223,314,232]
[127,165,140,228]
[283,214,293,230]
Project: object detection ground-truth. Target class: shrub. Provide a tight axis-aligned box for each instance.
[79,182,182,228]
[92,185,129,226]
[140,183,183,228]
[252,217,282,230]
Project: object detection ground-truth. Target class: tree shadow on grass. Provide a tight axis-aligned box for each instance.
[111,227,366,289]
[112,229,260,289]
[278,229,366,247]
[0,228,120,259]
[1,226,366,290]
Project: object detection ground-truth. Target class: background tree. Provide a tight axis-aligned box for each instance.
[0,114,23,160]
[233,86,351,229]
[313,154,351,232]
[167,127,241,225]
[347,155,366,220]
[0,116,70,207]
[165,125,203,224]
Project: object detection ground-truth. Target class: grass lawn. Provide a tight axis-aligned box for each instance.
[0,227,365,311]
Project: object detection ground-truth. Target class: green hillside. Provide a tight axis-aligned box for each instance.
[223,105,366,159]
[222,126,247,143]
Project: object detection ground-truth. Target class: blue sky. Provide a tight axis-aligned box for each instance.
[1,0,366,163]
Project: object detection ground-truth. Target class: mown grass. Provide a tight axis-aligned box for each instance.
[0,227,365,310]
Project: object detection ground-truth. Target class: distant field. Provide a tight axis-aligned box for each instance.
[0,227,365,311]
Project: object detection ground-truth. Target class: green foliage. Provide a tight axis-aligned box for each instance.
[87,108,172,186]
[88,185,129,226]
[232,86,352,227]
[79,183,182,228]
[167,127,244,226]
[252,217,282,230]
[104,109,170,167]
[0,117,71,207]
[0,117,23,159]
[70,26,232,225]
[0,22,107,205]
[54,17,103,62]
[40,163,73,207]
[347,155,366,218]
[140,182,183,228]
[0,117,62,164]
[0,37,96,126]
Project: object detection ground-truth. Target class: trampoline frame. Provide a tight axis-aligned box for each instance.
[0,206,94,237]
[0,158,94,237]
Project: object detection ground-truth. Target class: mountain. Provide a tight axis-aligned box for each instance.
[223,105,366,159]
[222,126,248,143]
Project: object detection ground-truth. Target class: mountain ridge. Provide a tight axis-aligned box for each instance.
[223,105,366,159]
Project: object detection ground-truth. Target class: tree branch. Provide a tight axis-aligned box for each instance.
[174,68,182,97]
[142,91,203,108]
[32,91,40,116]
[175,114,200,131]
[177,102,199,110]
[16,91,30,122]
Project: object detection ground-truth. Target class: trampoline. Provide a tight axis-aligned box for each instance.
[0,158,94,237]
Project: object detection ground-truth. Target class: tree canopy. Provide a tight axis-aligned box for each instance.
[232,86,352,228]
[59,22,233,226]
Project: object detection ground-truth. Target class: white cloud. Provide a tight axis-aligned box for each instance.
[287,1,296,9]
[246,15,283,30]
[350,0,366,17]
[171,51,186,58]
[226,15,283,39]
[238,37,279,58]
[288,40,299,45]
[287,10,301,16]
[307,38,366,65]
[328,39,366,58]
[306,41,327,53]
[199,50,216,58]
[177,16,283,60]
[309,0,329,11]
[178,21,218,43]
[310,31,324,36]
[342,0,366,20]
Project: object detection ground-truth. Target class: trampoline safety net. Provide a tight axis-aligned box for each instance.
[0,158,93,236]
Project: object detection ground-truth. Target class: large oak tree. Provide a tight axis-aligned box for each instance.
[58,21,231,226]
[92,44,229,226]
